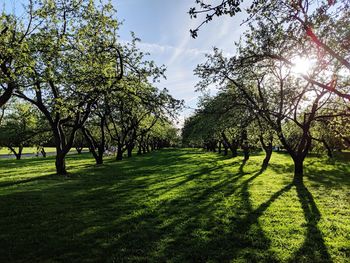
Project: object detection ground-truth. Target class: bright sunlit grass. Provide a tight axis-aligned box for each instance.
[0,147,55,155]
[0,149,349,262]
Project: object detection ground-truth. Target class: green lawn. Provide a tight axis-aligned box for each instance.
[0,147,57,155]
[0,147,86,155]
[0,149,349,262]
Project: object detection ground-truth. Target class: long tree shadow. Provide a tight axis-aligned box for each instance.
[238,159,248,175]
[138,163,288,262]
[0,174,57,188]
[0,149,338,262]
[198,169,293,262]
[289,181,332,263]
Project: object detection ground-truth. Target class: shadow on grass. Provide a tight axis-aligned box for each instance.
[0,149,337,262]
[289,182,332,263]
[0,174,57,188]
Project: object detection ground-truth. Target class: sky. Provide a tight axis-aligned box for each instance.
[2,0,249,127]
[114,0,249,126]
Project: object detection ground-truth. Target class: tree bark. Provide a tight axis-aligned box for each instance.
[41,148,46,158]
[322,140,333,158]
[137,144,142,155]
[116,144,123,160]
[231,140,238,157]
[0,80,15,108]
[262,143,272,169]
[81,123,105,165]
[223,142,228,156]
[55,152,67,175]
[76,147,83,154]
[241,129,249,161]
[127,143,134,158]
[221,132,238,157]
[293,157,304,184]
[95,154,103,165]
[9,146,23,160]
[16,146,23,160]
[260,136,273,170]
[243,146,249,161]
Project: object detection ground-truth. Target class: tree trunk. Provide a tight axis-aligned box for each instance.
[241,129,248,160]
[260,135,273,170]
[116,145,123,161]
[76,147,83,154]
[96,145,104,165]
[15,150,22,160]
[221,132,237,157]
[218,141,222,154]
[55,152,67,175]
[89,146,103,165]
[41,148,46,158]
[262,144,273,170]
[17,146,23,160]
[223,143,228,156]
[81,127,104,165]
[96,154,103,165]
[0,82,15,108]
[9,146,22,160]
[137,144,142,155]
[243,146,249,161]
[52,122,78,175]
[231,141,238,157]
[293,157,304,184]
[127,143,134,158]
[212,141,217,152]
[323,141,333,158]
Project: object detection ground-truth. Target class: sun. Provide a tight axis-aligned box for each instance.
[291,57,313,74]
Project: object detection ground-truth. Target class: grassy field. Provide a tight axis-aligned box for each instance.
[0,147,58,155]
[0,149,349,262]
[0,147,86,156]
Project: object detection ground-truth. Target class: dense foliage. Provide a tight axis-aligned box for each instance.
[184,0,350,182]
[0,0,182,174]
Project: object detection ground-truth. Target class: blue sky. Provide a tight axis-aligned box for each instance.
[3,0,249,126]
[114,0,249,125]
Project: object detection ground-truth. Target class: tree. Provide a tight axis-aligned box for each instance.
[0,104,6,125]
[311,99,350,157]
[0,101,46,159]
[106,83,181,160]
[190,0,350,101]
[13,0,123,175]
[190,0,350,182]
[81,98,110,165]
[195,43,332,182]
[0,4,37,107]
[183,88,275,169]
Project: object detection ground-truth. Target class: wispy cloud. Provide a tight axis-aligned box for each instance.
[121,40,211,61]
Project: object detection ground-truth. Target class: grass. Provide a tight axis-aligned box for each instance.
[0,147,86,156]
[0,149,349,262]
[0,147,57,155]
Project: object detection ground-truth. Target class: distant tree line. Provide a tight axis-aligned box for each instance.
[0,0,182,174]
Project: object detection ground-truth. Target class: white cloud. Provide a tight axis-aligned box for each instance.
[120,40,211,61]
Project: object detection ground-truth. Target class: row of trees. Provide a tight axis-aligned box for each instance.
[0,98,180,160]
[0,0,181,174]
[184,0,350,183]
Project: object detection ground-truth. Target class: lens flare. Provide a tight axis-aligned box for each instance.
[291,57,313,74]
